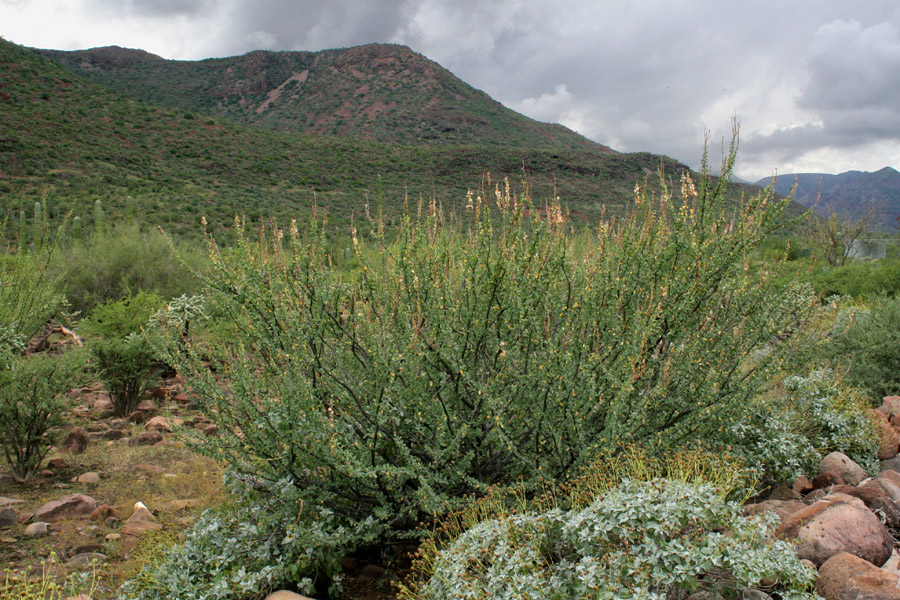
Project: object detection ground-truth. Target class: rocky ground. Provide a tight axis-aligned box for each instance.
[6,386,900,599]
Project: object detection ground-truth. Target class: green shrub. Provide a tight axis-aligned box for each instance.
[0,251,66,353]
[730,369,879,484]
[0,349,86,481]
[145,139,810,594]
[53,223,203,315]
[90,335,157,417]
[80,291,166,339]
[809,259,900,299]
[399,479,817,600]
[824,296,900,399]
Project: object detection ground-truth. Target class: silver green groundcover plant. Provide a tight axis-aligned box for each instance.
[408,479,817,600]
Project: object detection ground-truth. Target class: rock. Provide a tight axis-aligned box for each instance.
[76,472,100,484]
[126,410,145,424]
[881,396,900,419]
[62,427,89,454]
[767,485,802,501]
[47,458,70,470]
[866,477,900,511]
[870,409,900,460]
[23,522,49,537]
[134,463,165,475]
[0,497,24,508]
[101,429,125,441]
[105,533,121,541]
[136,400,156,412]
[881,457,900,474]
[829,484,900,528]
[819,452,867,486]
[741,591,773,600]
[264,592,315,600]
[35,494,98,522]
[882,469,900,488]
[743,500,806,524]
[817,551,900,600]
[0,474,13,487]
[121,502,162,537]
[108,418,128,429]
[126,431,164,447]
[174,392,191,405]
[775,492,893,567]
[65,552,106,569]
[199,424,218,436]
[92,398,113,413]
[0,508,17,528]
[89,505,122,522]
[793,476,813,495]
[145,416,171,433]
[812,471,845,490]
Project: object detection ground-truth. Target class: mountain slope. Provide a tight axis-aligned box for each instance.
[35,43,611,153]
[758,168,900,231]
[2,38,693,241]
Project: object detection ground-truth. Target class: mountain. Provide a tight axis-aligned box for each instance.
[1,37,699,241]
[35,43,611,153]
[757,168,900,231]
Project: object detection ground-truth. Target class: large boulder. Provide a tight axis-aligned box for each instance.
[34,494,98,522]
[870,409,900,460]
[743,500,806,524]
[829,484,900,528]
[819,452,868,487]
[817,552,900,600]
[775,493,893,567]
[121,502,162,538]
[265,592,315,600]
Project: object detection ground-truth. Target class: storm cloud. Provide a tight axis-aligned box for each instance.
[3,0,900,179]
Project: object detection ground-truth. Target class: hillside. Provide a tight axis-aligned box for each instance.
[35,43,611,153]
[758,168,900,231]
[1,37,695,240]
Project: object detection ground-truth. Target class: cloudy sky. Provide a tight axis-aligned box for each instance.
[3,0,900,181]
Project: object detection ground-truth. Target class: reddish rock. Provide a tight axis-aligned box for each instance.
[830,484,900,528]
[62,427,89,454]
[122,502,160,533]
[793,475,814,495]
[145,416,172,433]
[882,470,900,489]
[813,471,846,490]
[101,428,125,440]
[882,396,900,419]
[150,387,167,400]
[47,458,70,470]
[775,493,893,567]
[817,552,900,600]
[35,494,98,522]
[866,477,900,512]
[870,409,900,460]
[89,504,122,521]
[265,592,315,600]
[819,452,867,486]
[76,472,100,484]
[767,485,802,501]
[127,431,164,447]
[174,392,191,406]
[743,500,806,524]
[126,410,145,424]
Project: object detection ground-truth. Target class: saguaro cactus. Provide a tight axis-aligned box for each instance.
[94,199,105,236]
[18,209,27,253]
[33,201,42,251]
[73,216,82,243]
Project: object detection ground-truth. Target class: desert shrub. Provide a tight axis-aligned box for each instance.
[399,479,817,600]
[90,335,157,417]
[0,348,86,481]
[79,291,166,339]
[809,259,900,299]
[119,479,377,600]
[0,251,67,353]
[52,223,203,315]
[149,138,808,593]
[1,552,100,600]
[730,369,878,483]
[823,296,900,399]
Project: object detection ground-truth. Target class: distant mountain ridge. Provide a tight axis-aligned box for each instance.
[35,43,611,153]
[757,167,900,231]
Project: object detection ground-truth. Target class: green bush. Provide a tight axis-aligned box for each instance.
[52,223,203,315]
[0,349,86,481]
[824,296,900,399]
[399,479,817,600]
[145,139,810,594]
[80,291,166,339]
[0,251,67,353]
[90,335,157,417]
[808,259,900,299]
[730,369,878,484]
